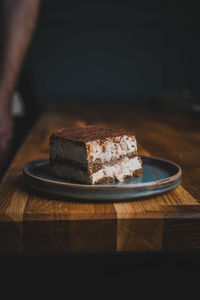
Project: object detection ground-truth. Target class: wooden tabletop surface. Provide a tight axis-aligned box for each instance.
[0,101,200,255]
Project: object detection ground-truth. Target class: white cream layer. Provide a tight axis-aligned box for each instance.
[87,135,137,163]
[50,135,137,165]
[91,156,142,184]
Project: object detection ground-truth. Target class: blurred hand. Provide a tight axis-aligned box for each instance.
[0,107,13,153]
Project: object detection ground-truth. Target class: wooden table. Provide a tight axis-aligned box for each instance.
[0,101,200,255]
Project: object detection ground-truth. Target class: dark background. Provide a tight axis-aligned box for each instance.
[22,0,200,103]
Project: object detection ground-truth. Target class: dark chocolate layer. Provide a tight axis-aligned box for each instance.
[50,126,135,144]
[49,157,88,173]
[50,151,137,174]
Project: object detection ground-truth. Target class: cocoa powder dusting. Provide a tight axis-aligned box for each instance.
[51,126,135,143]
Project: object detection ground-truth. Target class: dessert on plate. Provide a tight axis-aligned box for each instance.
[49,126,142,184]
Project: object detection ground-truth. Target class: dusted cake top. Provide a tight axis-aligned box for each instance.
[50,126,136,143]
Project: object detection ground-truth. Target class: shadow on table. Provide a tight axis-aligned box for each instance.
[0,252,200,298]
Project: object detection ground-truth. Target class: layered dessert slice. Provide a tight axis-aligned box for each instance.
[49,126,142,184]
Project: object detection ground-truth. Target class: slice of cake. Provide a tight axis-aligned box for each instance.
[49,126,142,184]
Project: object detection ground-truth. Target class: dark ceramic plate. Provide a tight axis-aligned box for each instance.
[23,156,181,201]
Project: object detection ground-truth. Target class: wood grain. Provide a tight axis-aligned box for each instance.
[0,101,200,255]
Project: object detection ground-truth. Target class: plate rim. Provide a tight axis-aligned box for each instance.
[23,155,182,191]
